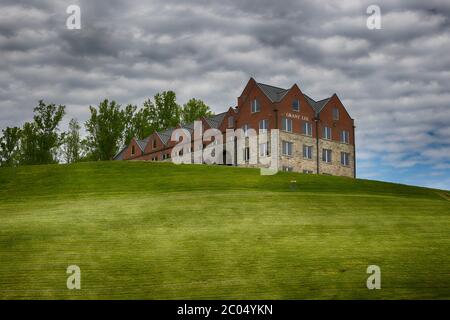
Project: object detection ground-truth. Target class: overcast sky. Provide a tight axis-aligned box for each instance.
[0,0,449,189]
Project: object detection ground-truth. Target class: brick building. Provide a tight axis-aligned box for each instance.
[114,78,356,177]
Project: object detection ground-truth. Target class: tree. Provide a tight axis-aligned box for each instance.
[133,99,157,139]
[122,104,138,145]
[181,98,213,123]
[152,91,181,131]
[20,100,66,165]
[0,126,21,167]
[85,99,125,161]
[20,122,39,165]
[62,118,82,163]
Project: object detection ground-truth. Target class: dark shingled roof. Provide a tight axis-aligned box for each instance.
[113,146,127,160]
[303,94,332,115]
[257,81,331,116]
[136,137,150,151]
[205,111,227,129]
[156,127,176,145]
[256,82,289,102]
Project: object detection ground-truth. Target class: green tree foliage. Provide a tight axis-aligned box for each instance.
[181,98,213,124]
[85,99,125,160]
[20,100,66,165]
[20,122,39,165]
[134,99,158,139]
[152,91,181,131]
[0,126,22,167]
[62,118,82,163]
[122,104,138,145]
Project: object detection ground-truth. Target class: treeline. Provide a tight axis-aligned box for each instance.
[0,91,212,166]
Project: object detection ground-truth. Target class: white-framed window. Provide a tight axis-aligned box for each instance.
[251,99,261,113]
[323,126,332,140]
[282,166,293,172]
[131,145,136,155]
[259,142,269,157]
[333,107,339,120]
[341,152,350,166]
[282,141,293,156]
[292,99,300,112]
[341,130,349,144]
[282,117,293,132]
[259,119,269,132]
[303,145,313,159]
[322,149,332,163]
[244,147,250,161]
[303,121,312,136]
[228,116,234,128]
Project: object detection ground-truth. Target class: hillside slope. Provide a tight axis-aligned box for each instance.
[0,161,449,299]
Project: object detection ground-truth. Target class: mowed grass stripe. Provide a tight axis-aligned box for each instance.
[0,162,449,299]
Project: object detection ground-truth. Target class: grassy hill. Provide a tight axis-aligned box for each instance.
[0,161,449,299]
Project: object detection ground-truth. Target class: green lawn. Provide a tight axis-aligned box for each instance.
[0,161,449,299]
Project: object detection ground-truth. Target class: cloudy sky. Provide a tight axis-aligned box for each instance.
[1,0,449,189]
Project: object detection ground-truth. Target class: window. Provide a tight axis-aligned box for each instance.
[282,166,293,172]
[303,145,313,159]
[282,117,293,132]
[228,116,234,128]
[282,141,293,156]
[292,99,300,112]
[333,107,339,120]
[244,147,250,161]
[302,121,312,136]
[341,130,349,144]
[303,170,313,174]
[341,152,350,166]
[323,126,332,140]
[259,143,269,157]
[259,119,269,132]
[251,99,261,113]
[322,149,332,163]
[153,139,157,148]
[243,124,249,137]
[131,145,135,155]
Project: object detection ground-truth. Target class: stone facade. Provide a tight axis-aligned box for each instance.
[318,139,354,177]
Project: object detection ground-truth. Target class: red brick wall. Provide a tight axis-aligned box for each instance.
[317,95,354,145]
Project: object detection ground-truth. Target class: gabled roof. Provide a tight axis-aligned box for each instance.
[136,137,149,151]
[156,127,175,145]
[303,94,332,115]
[256,82,289,102]
[205,111,227,129]
[113,146,127,160]
[256,80,332,115]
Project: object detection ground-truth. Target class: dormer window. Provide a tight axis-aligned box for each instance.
[251,99,260,113]
[292,99,300,112]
